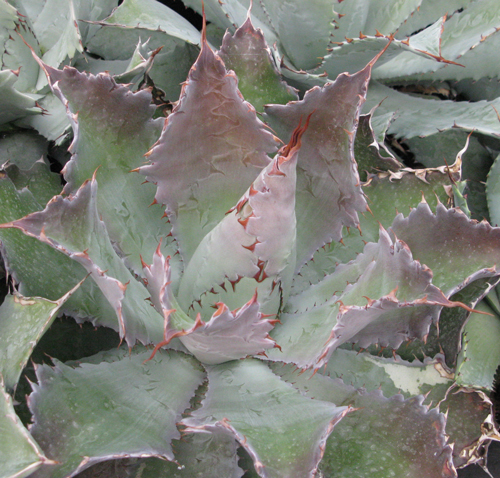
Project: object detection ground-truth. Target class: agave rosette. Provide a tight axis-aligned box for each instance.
[1,1,500,477]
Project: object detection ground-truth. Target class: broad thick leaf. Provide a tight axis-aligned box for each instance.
[265,61,372,270]
[269,227,462,368]
[0,281,82,393]
[182,359,349,478]
[0,177,164,345]
[217,16,297,112]
[0,377,54,478]
[456,300,500,390]
[390,202,500,296]
[272,365,456,478]
[0,174,116,329]
[290,154,458,295]
[323,348,452,399]
[29,347,205,478]
[139,37,278,264]
[319,27,455,81]
[37,60,174,276]
[395,0,474,38]
[177,119,302,318]
[365,81,500,139]
[142,248,277,364]
[333,0,421,39]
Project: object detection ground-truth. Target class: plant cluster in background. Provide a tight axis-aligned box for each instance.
[2,0,500,477]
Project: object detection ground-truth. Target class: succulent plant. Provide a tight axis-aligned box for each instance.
[2,0,500,477]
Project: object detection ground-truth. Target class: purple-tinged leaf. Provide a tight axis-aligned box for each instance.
[218,16,297,112]
[272,365,456,477]
[143,245,278,364]
[0,173,118,331]
[268,227,468,368]
[291,153,462,295]
[177,118,306,318]
[0,178,164,345]
[438,386,495,469]
[390,202,500,297]
[35,59,176,277]
[28,347,205,478]
[265,59,375,271]
[139,35,279,264]
[182,359,350,478]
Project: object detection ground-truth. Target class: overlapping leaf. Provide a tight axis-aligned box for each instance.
[29,347,205,478]
[177,117,304,319]
[217,16,297,112]
[86,0,201,98]
[36,60,173,276]
[139,35,279,264]
[268,226,464,368]
[142,247,277,364]
[182,359,349,478]
[0,173,116,328]
[365,81,500,139]
[265,60,373,270]
[272,364,456,478]
[0,177,164,345]
[390,202,500,296]
[184,0,337,71]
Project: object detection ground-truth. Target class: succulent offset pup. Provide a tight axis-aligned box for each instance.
[2,1,500,477]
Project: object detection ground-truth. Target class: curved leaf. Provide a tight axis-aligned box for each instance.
[390,202,500,296]
[182,359,349,478]
[142,248,277,364]
[0,377,54,478]
[177,119,303,317]
[139,37,279,264]
[29,347,205,478]
[265,61,372,270]
[0,281,82,393]
[218,16,297,111]
[37,60,172,276]
[0,178,164,345]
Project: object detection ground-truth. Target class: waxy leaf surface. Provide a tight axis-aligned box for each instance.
[0,282,82,392]
[390,202,500,296]
[182,359,349,478]
[140,39,278,264]
[39,61,173,276]
[177,122,301,318]
[29,347,205,478]
[265,64,371,270]
[143,249,277,364]
[0,378,54,478]
[1,178,164,345]
[218,17,297,112]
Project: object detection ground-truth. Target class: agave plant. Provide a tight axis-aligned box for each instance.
[2,0,500,477]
